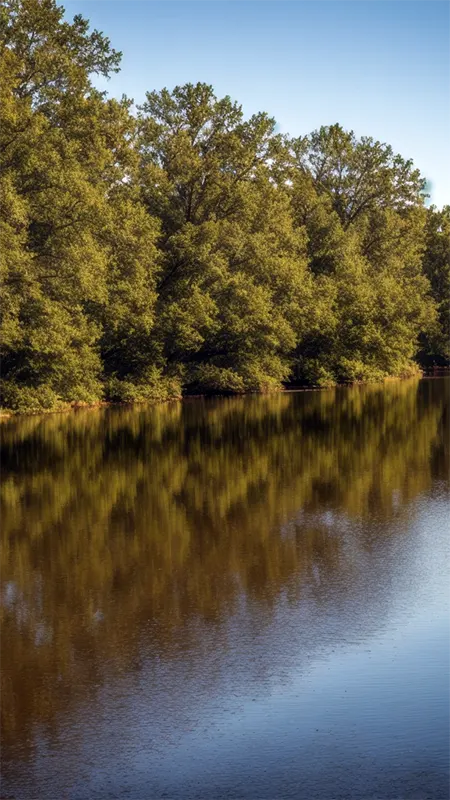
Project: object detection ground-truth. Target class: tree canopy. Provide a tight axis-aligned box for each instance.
[1,0,448,413]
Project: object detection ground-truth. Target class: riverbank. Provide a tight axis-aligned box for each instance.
[4,370,448,419]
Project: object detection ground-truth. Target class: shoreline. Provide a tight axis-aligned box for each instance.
[2,370,448,420]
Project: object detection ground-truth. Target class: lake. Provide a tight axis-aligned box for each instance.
[1,378,449,800]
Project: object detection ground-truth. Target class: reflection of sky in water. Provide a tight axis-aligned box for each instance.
[25,493,449,800]
[1,379,448,799]
[3,580,18,609]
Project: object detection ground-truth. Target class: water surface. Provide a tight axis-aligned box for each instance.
[1,378,449,799]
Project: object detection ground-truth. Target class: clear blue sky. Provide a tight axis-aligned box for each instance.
[65,1,449,208]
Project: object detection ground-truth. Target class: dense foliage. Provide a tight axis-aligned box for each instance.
[1,0,448,412]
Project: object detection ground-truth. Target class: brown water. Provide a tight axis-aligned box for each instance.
[1,378,449,800]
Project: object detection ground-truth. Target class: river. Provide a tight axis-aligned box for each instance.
[1,378,449,799]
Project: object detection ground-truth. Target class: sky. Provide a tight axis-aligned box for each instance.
[64,1,450,208]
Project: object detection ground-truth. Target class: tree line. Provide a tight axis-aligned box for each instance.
[1,0,449,413]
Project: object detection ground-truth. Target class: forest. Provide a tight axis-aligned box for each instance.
[1,0,449,413]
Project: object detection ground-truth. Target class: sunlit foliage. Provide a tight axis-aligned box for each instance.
[0,0,447,412]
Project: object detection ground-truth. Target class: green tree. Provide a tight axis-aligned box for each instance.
[418,206,450,364]
[137,83,312,392]
[0,0,120,99]
[289,126,436,384]
[0,3,444,413]
[0,0,167,411]
[294,123,426,228]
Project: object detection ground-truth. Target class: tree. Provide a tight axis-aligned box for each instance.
[418,206,450,364]
[137,83,312,392]
[290,125,437,384]
[0,0,168,410]
[0,4,444,413]
[293,124,426,229]
[0,0,120,105]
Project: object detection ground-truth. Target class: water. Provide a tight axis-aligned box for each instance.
[1,378,449,800]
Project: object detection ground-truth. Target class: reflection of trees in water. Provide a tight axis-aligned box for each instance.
[0,378,448,760]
